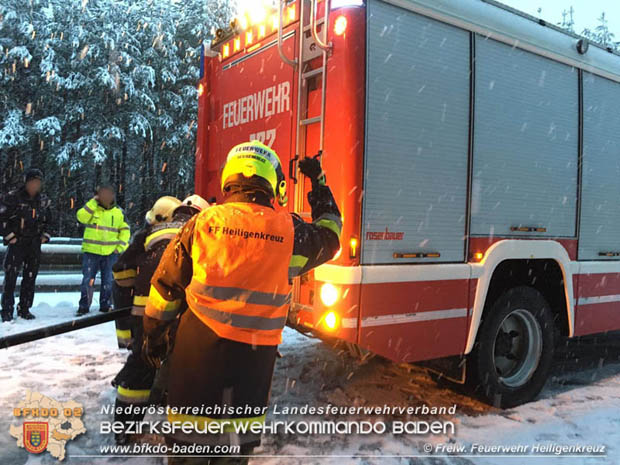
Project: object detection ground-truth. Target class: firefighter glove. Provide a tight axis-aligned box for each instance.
[299,157,326,187]
[142,333,169,369]
[3,232,17,246]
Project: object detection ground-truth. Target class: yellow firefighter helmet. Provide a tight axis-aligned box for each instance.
[221,141,288,207]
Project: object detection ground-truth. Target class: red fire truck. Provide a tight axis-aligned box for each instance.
[196,0,620,407]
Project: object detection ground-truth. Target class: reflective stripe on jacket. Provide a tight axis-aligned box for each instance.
[132,295,148,316]
[145,225,182,251]
[77,198,130,255]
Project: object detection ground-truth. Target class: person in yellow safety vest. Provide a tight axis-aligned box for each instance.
[142,141,342,464]
[76,185,130,316]
[111,195,209,445]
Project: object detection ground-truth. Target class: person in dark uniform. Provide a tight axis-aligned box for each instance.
[0,168,52,321]
[111,195,209,444]
[142,141,342,464]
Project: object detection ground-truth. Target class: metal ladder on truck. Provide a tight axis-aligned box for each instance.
[278,0,332,317]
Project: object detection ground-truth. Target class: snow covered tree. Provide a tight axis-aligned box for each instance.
[0,0,232,235]
[581,12,620,51]
[559,7,575,33]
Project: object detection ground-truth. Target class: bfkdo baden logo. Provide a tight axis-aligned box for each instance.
[9,391,86,461]
[23,421,49,454]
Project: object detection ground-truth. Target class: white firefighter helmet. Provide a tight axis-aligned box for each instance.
[145,196,182,225]
[179,194,210,213]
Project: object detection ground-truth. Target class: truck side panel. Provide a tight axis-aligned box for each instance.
[347,0,471,362]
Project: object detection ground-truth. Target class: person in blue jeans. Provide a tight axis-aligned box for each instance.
[78,251,119,314]
[76,185,130,315]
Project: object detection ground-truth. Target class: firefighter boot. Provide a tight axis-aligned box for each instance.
[113,398,145,445]
[149,358,170,406]
[17,306,36,320]
[1,307,13,322]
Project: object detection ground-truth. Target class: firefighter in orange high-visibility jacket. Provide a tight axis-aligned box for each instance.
[110,195,209,445]
[142,141,342,464]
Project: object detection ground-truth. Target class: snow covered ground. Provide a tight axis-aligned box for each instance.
[1,292,619,464]
[0,291,92,338]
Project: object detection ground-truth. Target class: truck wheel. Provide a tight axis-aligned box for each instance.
[468,286,554,408]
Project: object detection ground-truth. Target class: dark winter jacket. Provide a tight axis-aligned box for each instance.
[0,187,52,245]
[112,209,196,348]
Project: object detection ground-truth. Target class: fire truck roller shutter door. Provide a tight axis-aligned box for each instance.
[363,0,470,264]
[470,36,578,238]
[578,73,620,260]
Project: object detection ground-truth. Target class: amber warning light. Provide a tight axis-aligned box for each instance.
[349,237,358,258]
[334,15,348,36]
[323,310,339,331]
[213,0,297,60]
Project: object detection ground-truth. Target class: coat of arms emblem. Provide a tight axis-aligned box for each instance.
[23,422,48,454]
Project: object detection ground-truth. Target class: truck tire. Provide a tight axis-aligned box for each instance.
[468,286,554,408]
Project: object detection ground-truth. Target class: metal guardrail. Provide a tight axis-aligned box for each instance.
[0,238,130,349]
[0,239,132,349]
[0,237,83,257]
[0,236,83,245]
[0,307,131,349]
